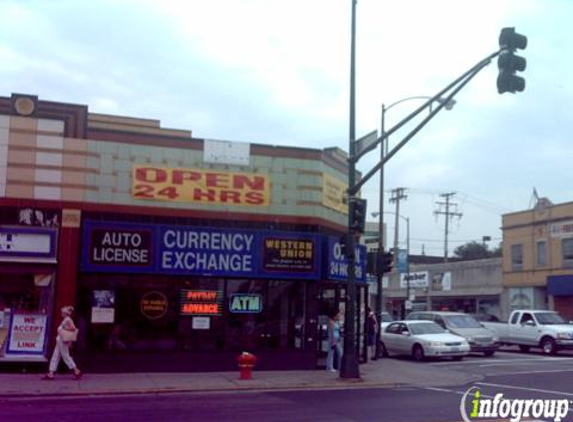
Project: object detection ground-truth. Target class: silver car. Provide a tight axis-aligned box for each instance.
[381,320,470,361]
[406,311,499,356]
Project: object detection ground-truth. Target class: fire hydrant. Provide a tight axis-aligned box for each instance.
[237,351,257,380]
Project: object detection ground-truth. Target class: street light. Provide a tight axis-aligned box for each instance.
[375,95,455,358]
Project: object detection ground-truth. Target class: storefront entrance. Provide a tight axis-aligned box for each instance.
[75,275,316,372]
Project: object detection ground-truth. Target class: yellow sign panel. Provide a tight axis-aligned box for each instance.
[132,165,270,206]
[322,173,348,214]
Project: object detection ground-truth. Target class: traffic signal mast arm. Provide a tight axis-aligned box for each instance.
[348,50,500,196]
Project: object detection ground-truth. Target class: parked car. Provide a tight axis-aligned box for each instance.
[381,320,470,361]
[481,310,573,355]
[380,311,394,331]
[406,311,499,356]
[469,313,500,322]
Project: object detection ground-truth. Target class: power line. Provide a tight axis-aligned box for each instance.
[434,192,463,261]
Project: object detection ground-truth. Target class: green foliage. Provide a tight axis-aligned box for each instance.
[453,241,501,260]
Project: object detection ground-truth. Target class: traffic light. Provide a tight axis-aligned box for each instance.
[349,198,367,234]
[380,251,393,274]
[497,27,527,94]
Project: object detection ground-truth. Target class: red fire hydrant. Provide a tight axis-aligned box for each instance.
[237,351,257,380]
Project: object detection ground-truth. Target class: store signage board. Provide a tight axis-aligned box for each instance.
[81,221,322,280]
[323,236,366,282]
[158,226,257,277]
[400,271,430,289]
[229,294,263,314]
[261,235,319,274]
[203,139,250,166]
[192,317,210,330]
[0,227,57,262]
[132,165,269,206]
[322,173,348,214]
[91,290,115,324]
[180,290,223,316]
[6,313,48,356]
[140,291,169,320]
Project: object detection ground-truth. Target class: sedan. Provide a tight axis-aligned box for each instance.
[381,320,470,361]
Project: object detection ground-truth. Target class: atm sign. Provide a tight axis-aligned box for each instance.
[229,294,263,314]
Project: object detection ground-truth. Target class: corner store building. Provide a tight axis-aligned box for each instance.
[0,93,368,372]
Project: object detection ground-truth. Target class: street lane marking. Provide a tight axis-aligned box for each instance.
[480,357,573,367]
[476,381,573,397]
[492,369,573,376]
[431,356,573,366]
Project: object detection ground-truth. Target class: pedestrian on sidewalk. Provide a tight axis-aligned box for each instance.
[326,309,342,372]
[367,307,378,361]
[42,305,82,380]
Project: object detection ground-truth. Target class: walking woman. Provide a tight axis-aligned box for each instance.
[42,306,82,380]
[326,309,342,372]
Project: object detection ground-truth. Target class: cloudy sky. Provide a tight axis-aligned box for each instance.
[0,0,570,256]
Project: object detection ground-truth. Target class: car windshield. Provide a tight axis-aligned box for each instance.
[536,312,567,325]
[443,315,482,328]
[409,322,446,335]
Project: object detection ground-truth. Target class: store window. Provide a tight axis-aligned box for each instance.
[0,271,54,360]
[225,279,306,352]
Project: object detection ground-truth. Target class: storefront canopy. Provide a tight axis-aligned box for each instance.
[547,274,573,296]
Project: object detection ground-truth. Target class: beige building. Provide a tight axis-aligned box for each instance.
[502,198,573,320]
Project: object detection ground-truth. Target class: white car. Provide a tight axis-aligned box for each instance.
[380,311,395,331]
[381,320,470,361]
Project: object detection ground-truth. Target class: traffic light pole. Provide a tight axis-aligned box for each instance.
[341,0,360,379]
[348,49,501,197]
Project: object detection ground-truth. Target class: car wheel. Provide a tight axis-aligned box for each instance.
[519,345,530,353]
[484,351,495,357]
[452,356,463,361]
[541,337,557,355]
[412,344,425,362]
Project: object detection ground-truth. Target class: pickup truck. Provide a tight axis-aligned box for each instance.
[481,310,573,355]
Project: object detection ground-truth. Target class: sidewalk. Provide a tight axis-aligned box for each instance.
[0,359,482,398]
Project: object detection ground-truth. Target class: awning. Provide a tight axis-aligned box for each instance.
[547,274,573,296]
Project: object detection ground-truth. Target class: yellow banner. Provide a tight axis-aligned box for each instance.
[322,173,348,214]
[132,165,270,206]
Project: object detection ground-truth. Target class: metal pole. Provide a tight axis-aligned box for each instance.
[341,0,359,379]
[406,217,410,315]
[375,104,386,359]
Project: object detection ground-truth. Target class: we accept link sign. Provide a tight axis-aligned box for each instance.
[460,386,569,422]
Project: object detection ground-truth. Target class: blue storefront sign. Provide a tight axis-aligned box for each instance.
[81,220,321,280]
[396,248,408,274]
[158,226,256,276]
[323,236,366,283]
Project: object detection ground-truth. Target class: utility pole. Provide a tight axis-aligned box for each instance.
[389,188,407,265]
[434,192,463,261]
[340,0,360,379]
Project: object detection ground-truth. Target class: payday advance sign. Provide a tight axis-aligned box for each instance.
[81,221,321,279]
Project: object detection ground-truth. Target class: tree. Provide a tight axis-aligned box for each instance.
[453,241,501,261]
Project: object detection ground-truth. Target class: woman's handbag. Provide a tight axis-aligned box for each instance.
[59,327,79,342]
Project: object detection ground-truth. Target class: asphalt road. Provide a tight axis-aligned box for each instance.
[4,349,573,422]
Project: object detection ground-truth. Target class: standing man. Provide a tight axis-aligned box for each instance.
[367,307,378,361]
